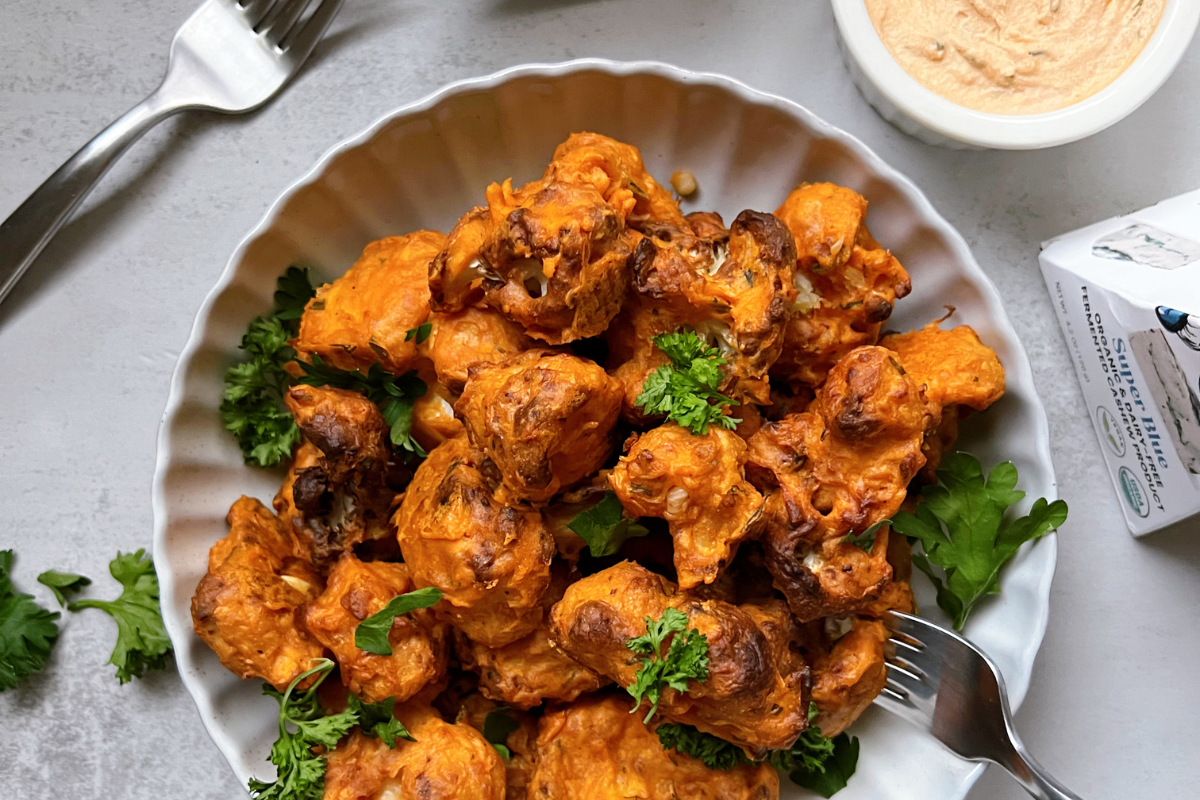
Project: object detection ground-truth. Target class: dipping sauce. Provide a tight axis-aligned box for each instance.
[864,0,1166,115]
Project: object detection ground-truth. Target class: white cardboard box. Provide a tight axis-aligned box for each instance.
[1040,190,1200,535]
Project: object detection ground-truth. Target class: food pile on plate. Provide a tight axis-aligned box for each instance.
[192,133,1006,800]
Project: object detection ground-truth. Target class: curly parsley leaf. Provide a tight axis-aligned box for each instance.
[657,704,859,795]
[251,660,418,800]
[274,267,318,321]
[36,569,91,607]
[626,607,709,723]
[404,322,432,345]
[891,452,1068,630]
[221,268,316,468]
[656,723,748,771]
[347,695,415,747]
[566,492,650,557]
[297,357,428,460]
[353,587,443,656]
[783,731,859,798]
[482,707,521,760]
[249,659,359,800]
[769,704,837,775]
[67,550,171,683]
[840,519,890,553]
[634,330,739,435]
[0,551,60,691]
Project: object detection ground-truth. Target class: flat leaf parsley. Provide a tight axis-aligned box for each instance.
[36,569,91,607]
[346,695,415,747]
[0,550,60,691]
[840,519,890,553]
[482,707,521,759]
[891,452,1068,630]
[566,492,650,557]
[626,607,709,723]
[353,586,443,656]
[68,550,171,683]
[634,330,740,435]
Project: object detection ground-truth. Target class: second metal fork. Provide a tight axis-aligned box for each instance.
[876,611,1084,800]
[0,0,344,308]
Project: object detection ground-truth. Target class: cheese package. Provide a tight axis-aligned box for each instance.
[1040,190,1200,535]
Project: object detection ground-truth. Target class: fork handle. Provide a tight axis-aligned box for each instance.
[998,742,1085,800]
[0,86,182,306]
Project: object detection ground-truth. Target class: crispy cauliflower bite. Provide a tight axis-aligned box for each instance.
[455,350,624,503]
[274,385,399,569]
[455,563,608,709]
[549,561,810,756]
[323,704,506,800]
[303,555,449,704]
[806,618,889,737]
[429,177,635,344]
[293,231,446,374]
[423,306,538,394]
[613,210,798,405]
[530,694,780,800]
[409,372,465,452]
[880,319,1006,412]
[609,423,764,589]
[191,496,325,690]
[543,132,687,229]
[393,436,554,647]
[747,346,934,622]
[880,318,1006,477]
[772,183,912,389]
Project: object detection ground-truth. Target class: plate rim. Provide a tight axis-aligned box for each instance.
[151,57,1058,797]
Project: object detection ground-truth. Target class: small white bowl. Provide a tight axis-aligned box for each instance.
[832,0,1200,149]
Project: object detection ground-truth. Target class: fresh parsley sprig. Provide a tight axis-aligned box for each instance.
[0,551,60,691]
[655,723,747,771]
[295,357,428,460]
[353,587,443,656]
[249,659,358,800]
[634,330,740,435]
[347,695,415,747]
[566,492,650,557]
[656,704,860,797]
[220,267,316,468]
[67,550,171,684]
[249,659,415,800]
[768,705,859,797]
[891,452,1068,630]
[626,607,709,723]
[780,729,860,798]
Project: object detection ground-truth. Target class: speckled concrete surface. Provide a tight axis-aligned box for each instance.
[1,1,1197,798]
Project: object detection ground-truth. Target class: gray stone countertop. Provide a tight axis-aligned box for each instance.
[2,1,1198,798]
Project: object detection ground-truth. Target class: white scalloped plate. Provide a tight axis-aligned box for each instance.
[152,59,1057,799]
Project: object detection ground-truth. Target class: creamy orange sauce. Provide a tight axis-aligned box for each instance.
[864,0,1166,115]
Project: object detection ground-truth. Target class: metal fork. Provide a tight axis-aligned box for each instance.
[876,611,1084,800]
[0,0,344,307]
